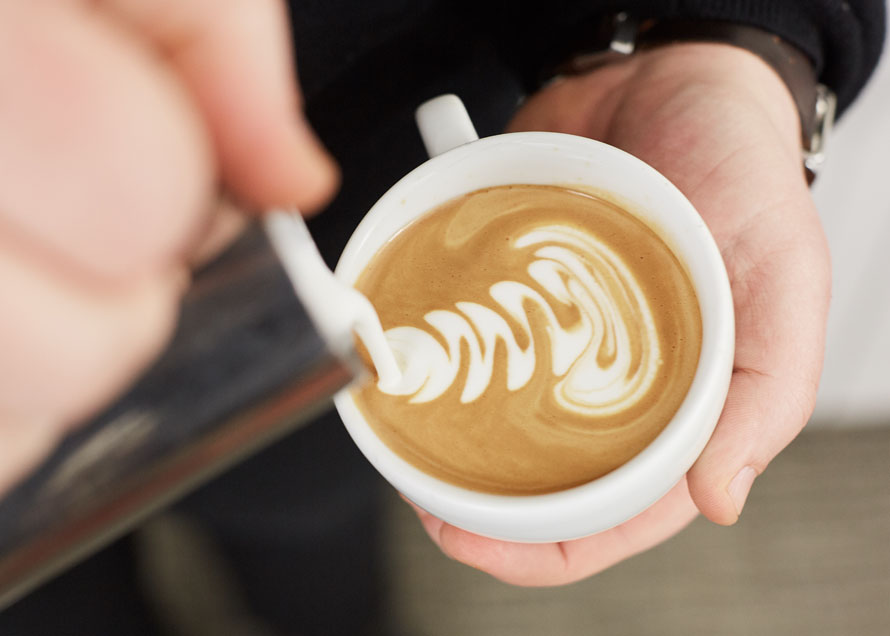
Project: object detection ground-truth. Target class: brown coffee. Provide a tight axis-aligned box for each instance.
[352,185,701,495]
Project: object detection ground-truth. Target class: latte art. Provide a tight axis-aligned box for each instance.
[380,224,661,418]
[354,185,701,495]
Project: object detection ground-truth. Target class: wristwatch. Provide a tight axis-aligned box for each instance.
[554,13,837,184]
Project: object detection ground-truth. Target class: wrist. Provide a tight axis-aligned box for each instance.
[548,14,834,183]
[515,42,803,172]
[635,43,803,155]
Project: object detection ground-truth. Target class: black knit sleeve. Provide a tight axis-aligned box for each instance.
[492,1,885,115]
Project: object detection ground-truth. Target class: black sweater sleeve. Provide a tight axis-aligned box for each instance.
[498,1,885,115]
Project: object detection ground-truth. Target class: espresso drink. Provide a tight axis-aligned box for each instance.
[353,185,701,495]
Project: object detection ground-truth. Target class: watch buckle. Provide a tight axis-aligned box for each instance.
[804,84,837,179]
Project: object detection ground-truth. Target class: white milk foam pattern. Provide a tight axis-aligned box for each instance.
[379,224,662,416]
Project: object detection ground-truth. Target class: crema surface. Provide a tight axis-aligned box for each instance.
[354,185,701,495]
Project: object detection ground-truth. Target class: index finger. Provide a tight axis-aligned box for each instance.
[104,0,339,212]
[410,479,698,587]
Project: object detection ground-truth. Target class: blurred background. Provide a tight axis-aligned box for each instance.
[812,27,890,429]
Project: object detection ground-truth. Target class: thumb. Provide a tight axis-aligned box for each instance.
[687,213,830,525]
[105,0,338,213]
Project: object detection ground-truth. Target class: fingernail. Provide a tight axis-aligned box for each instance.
[728,465,758,516]
[288,120,340,210]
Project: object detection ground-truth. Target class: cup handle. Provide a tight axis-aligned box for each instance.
[415,94,479,158]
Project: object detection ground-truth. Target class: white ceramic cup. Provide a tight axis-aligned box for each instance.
[333,94,734,543]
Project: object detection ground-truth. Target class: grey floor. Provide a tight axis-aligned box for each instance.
[142,426,890,636]
[379,426,890,636]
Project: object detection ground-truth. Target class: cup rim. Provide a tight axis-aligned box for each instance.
[334,130,734,540]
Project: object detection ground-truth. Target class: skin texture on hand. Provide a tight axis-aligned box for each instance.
[0,0,338,494]
[412,43,831,586]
